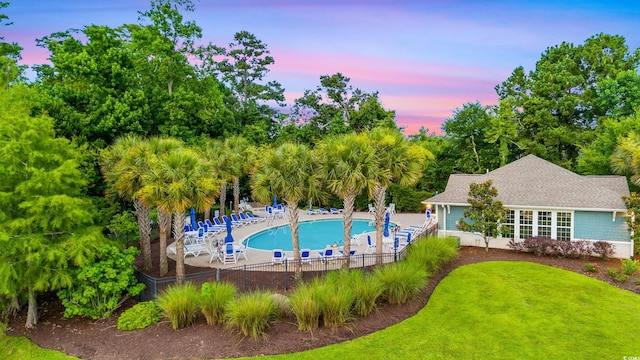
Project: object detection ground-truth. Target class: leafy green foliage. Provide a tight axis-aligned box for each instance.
[224,291,276,339]
[620,258,639,275]
[57,245,144,319]
[198,282,236,325]
[456,180,507,252]
[116,301,161,331]
[157,282,200,329]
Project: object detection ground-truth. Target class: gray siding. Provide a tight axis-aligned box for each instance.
[574,211,630,242]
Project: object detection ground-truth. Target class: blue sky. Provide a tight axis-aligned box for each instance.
[4,0,639,134]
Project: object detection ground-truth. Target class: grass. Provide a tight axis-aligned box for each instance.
[261,261,640,359]
[0,334,76,360]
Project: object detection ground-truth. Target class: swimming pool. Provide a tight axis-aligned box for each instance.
[244,219,381,251]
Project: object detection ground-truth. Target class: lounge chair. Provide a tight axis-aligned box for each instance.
[245,212,265,222]
[365,235,376,254]
[271,249,285,265]
[300,249,312,264]
[317,248,335,262]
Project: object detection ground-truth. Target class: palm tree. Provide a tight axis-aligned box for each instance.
[318,132,377,266]
[100,135,153,271]
[143,137,184,276]
[611,131,640,186]
[201,139,231,220]
[139,147,219,282]
[251,143,325,278]
[368,128,430,262]
[223,135,253,216]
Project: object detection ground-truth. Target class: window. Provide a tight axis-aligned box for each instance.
[519,210,533,239]
[557,212,572,240]
[537,211,552,238]
[502,210,515,238]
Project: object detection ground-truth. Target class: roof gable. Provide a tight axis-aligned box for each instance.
[425,155,629,211]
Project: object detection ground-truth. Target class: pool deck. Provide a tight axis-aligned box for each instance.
[172,209,428,269]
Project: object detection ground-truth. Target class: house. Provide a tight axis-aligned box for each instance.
[423,155,632,258]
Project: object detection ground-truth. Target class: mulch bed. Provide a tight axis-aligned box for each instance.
[6,246,640,360]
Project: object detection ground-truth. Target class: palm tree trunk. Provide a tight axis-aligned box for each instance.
[342,192,356,269]
[287,202,301,279]
[219,183,227,218]
[134,199,152,271]
[173,211,186,283]
[233,179,240,216]
[373,184,387,265]
[25,287,37,329]
[158,209,171,276]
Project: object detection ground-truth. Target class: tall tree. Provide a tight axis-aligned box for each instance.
[369,128,430,261]
[100,135,154,271]
[456,180,507,252]
[251,143,325,278]
[139,147,219,282]
[318,132,377,266]
[0,85,103,328]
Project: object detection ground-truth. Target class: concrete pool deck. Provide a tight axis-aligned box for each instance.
[172,209,429,269]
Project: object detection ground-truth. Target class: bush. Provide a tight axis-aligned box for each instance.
[406,236,458,273]
[57,245,145,319]
[375,262,429,305]
[583,263,600,273]
[592,241,615,259]
[289,279,323,332]
[620,259,639,275]
[198,282,236,325]
[117,301,161,331]
[225,291,276,339]
[157,283,200,330]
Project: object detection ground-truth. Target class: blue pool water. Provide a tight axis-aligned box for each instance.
[244,219,380,251]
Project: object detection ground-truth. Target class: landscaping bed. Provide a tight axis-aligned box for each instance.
[6,246,639,360]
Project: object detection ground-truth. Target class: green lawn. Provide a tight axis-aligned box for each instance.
[262,261,640,360]
[4,261,640,360]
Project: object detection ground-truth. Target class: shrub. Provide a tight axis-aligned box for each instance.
[592,241,615,259]
[289,279,323,332]
[198,282,236,325]
[583,263,600,273]
[157,283,200,330]
[375,262,428,304]
[117,301,161,331]
[406,236,458,273]
[57,245,145,319]
[270,293,292,319]
[620,259,639,275]
[225,291,276,339]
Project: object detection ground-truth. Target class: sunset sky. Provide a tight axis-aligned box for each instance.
[3,0,639,134]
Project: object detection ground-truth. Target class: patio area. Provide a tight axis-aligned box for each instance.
[168,209,430,269]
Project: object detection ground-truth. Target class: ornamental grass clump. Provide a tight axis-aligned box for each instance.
[225,291,276,339]
[156,282,200,330]
[375,261,429,304]
[198,281,236,325]
[316,282,354,328]
[289,278,323,332]
[406,236,458,273]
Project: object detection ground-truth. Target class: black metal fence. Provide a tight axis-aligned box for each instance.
[135,223,438,301]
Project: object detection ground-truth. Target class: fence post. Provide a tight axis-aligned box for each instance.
[243,264,247,293]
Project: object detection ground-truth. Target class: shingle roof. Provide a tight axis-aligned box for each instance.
[424,155,629,211]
